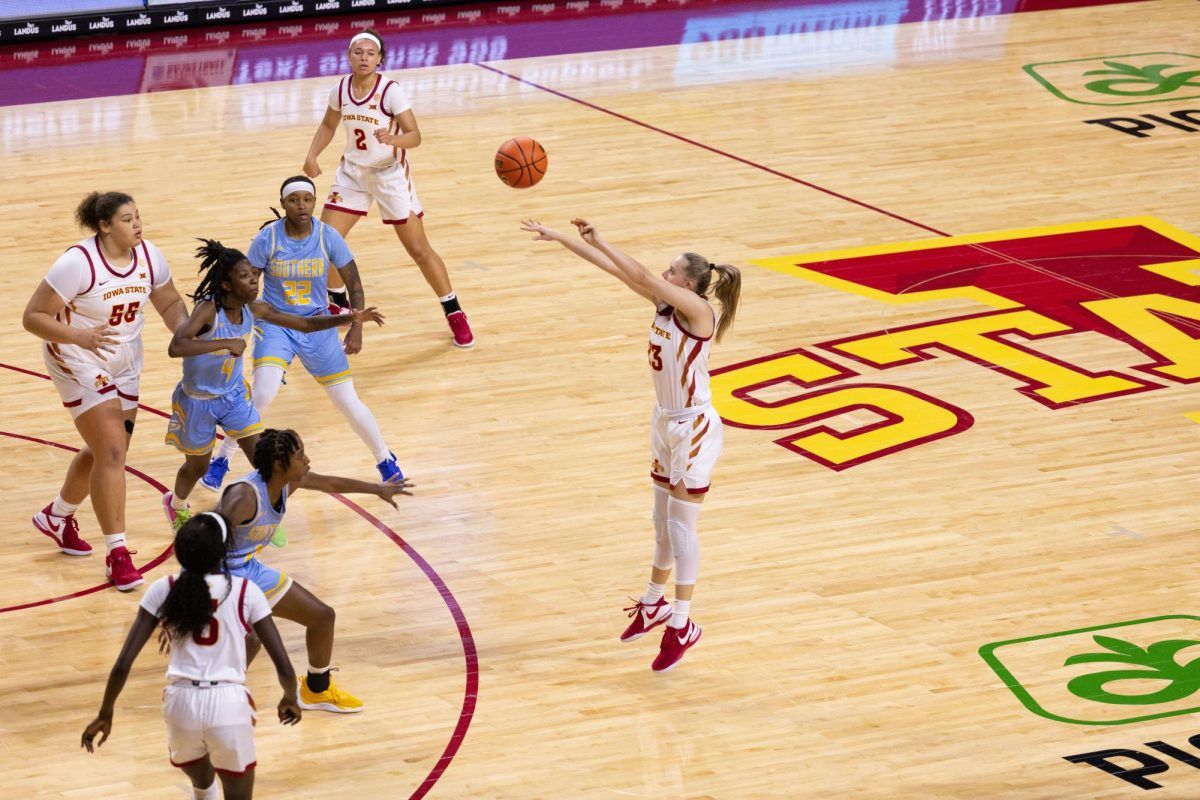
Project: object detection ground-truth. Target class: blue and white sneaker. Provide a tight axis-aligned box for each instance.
[376,452,405,484]
[201,456,230,492]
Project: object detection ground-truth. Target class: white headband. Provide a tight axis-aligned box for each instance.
[349,32,382,50]
[281,179,314,199]
[199,511,228,542]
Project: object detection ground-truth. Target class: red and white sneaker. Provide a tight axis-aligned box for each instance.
[651,618,702,673]
[620,597,673,642]
[105,546,144,591]
[447,310,475,348]
[32,505,92,556]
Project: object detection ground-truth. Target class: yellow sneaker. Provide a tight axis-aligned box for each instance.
[299,676,365,713]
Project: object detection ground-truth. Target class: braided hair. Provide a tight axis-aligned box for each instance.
[158,512,233,641]
[254,428,302,481]
[192,238,249,312]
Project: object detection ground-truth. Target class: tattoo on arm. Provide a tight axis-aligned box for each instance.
[338,261,365,311]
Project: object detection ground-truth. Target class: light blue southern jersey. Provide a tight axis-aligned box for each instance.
[181,304,254,399]
[223,469,288,566]
[247,219,353,317]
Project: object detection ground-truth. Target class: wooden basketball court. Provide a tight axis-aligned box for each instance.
[3,0,1200,796]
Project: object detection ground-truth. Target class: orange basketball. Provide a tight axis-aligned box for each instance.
[495,136,548,189]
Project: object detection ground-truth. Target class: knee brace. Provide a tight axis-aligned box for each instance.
[652,486,672,570]
[667,496,701,585]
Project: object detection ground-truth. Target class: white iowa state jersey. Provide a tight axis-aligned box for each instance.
[43,236,170,350]
[649,303,715,411]
[328,73,412,168]
[140,573,271,684]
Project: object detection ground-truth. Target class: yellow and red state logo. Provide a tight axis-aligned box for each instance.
[327,192,343,205]
[713,217,1200,471]
[94,374,110,389]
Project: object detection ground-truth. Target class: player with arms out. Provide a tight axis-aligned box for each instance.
[521,217,741,672]
[23,191,188,590]
[216,428,412,712]
[162,239,385,531]
[202,176,404,493]
[303,28,475,348]
[82,512,301,800]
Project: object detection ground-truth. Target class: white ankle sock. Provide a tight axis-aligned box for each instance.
[642,582,666,605]
[50,495,78,517]
[194,779,218,800]
[171,492,189,511]
[438,292,456,302]
[669,599,691,629]
[104,533,126,553]
[323,380,391,462]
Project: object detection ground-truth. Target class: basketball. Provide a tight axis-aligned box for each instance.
[495,136,548,189]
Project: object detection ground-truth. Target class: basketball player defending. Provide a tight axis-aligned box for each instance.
[521,218,742,672]
[201,177,404,493]
[163,239,385,532]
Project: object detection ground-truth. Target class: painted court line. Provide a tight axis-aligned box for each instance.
[479,62,1194,304]
[0,362,476,799]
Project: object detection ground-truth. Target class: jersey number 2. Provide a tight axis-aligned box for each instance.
[354,129,368,150]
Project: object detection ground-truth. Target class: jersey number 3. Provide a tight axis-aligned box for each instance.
[648,343,663,371]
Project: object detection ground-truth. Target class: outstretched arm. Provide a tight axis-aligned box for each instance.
[520,219,656,303]
[293,472,413,508]
[81,608,159,752]
[249,301,383,334]
[574,219,712,323]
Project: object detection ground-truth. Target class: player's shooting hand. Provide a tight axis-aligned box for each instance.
[570,218,598,244]
[520,219,559,241]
